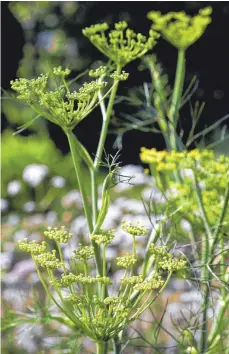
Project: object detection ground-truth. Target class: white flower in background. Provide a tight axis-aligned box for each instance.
[24,201,36,213]
[61,189,83,207]
[0,198,9,212]
[7,180,22,196]
[51,176,66,188]
[7,214,20,226]
[180,219,192,232]
[70,215,89,236]
[22,164,48,187]
[46,211,57,226]
[14,229,29,242]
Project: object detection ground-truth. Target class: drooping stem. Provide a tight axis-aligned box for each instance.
[168,49,185,150]
[91,65,122,226]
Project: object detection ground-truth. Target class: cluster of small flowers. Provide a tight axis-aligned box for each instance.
[44,226,73,243]
[73,243,94,261]
[35,250,62,269]
[134,275,164,291]
[83,21,159,68]
[122,220,149,236]
[18,238,46,254]
[10,67,108,130]
[91,229,115,246]
[51,273,112,288]
[110,70,129,81]
[158,255,186,272]
[148,7,212,49]
[53,66,71,77]
[89,66,106,78]
[121,275,144,285]
[116,253,137,268]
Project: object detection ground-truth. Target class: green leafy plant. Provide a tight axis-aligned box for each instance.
[6,7,229,354]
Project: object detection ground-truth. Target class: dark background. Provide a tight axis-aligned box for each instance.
[1,1,229,164]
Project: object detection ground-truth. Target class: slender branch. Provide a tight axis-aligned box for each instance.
[168,49,186,150]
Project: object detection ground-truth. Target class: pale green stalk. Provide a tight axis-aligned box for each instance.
[66,130,103,276]
[193,173,213,353]
[91,65,122,226]
[168,49,186,150]
[96,341,106,354]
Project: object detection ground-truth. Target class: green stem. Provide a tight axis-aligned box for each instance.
[210,185,229,252]
[96,341,106,354]
[113,338,122,354]
[91,65,122,226]
[208,295,229,348]
[193,173,212,353]
[168,49,185,150]
[66,130,93,233]
[91,168,98,227]
[66,130,103,276]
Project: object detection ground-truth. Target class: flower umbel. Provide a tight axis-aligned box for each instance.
[147,7,212,49]
[44,226,73,243]
[83,21,159,67]
[10,66,108,131]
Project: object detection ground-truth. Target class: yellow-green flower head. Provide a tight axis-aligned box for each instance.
[73,243,94,261]
[147,7,212,49]
[158,255,186,272]
[91,229,115,246]
[18,238,47,254]
[10,74,48,105]
[89,66,107,78]
[35,250,62,269]
[53,66,71,77]
[83,21,159,68]
[149,243,168,257]
[134,275,164,291]
[44,226,73,243]
[122,220,149,236]
[121,275,144,285]
[10,72,107,131]
[52,273,112,288]
[110,70,129,81]
[117,253,137,268]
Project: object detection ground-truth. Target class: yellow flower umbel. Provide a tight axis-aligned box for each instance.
[10,66,108,131]
[147,7,212,49]
[83,21,159,68]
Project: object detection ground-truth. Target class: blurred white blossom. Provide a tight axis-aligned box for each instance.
[22,164,48,187]
[7,180,22,196]
[51,176,66,188]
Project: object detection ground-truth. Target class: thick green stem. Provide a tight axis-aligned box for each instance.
[168,49,185,150]
[66,130,103,276]
[96,341,106,354]
[66,130,93,233]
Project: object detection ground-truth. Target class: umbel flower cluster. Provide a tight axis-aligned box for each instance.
[140,148,229,228]
[83,21,159,68]
[147,7,212,49]
[18,221,186,342]
[10,66,128,131]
